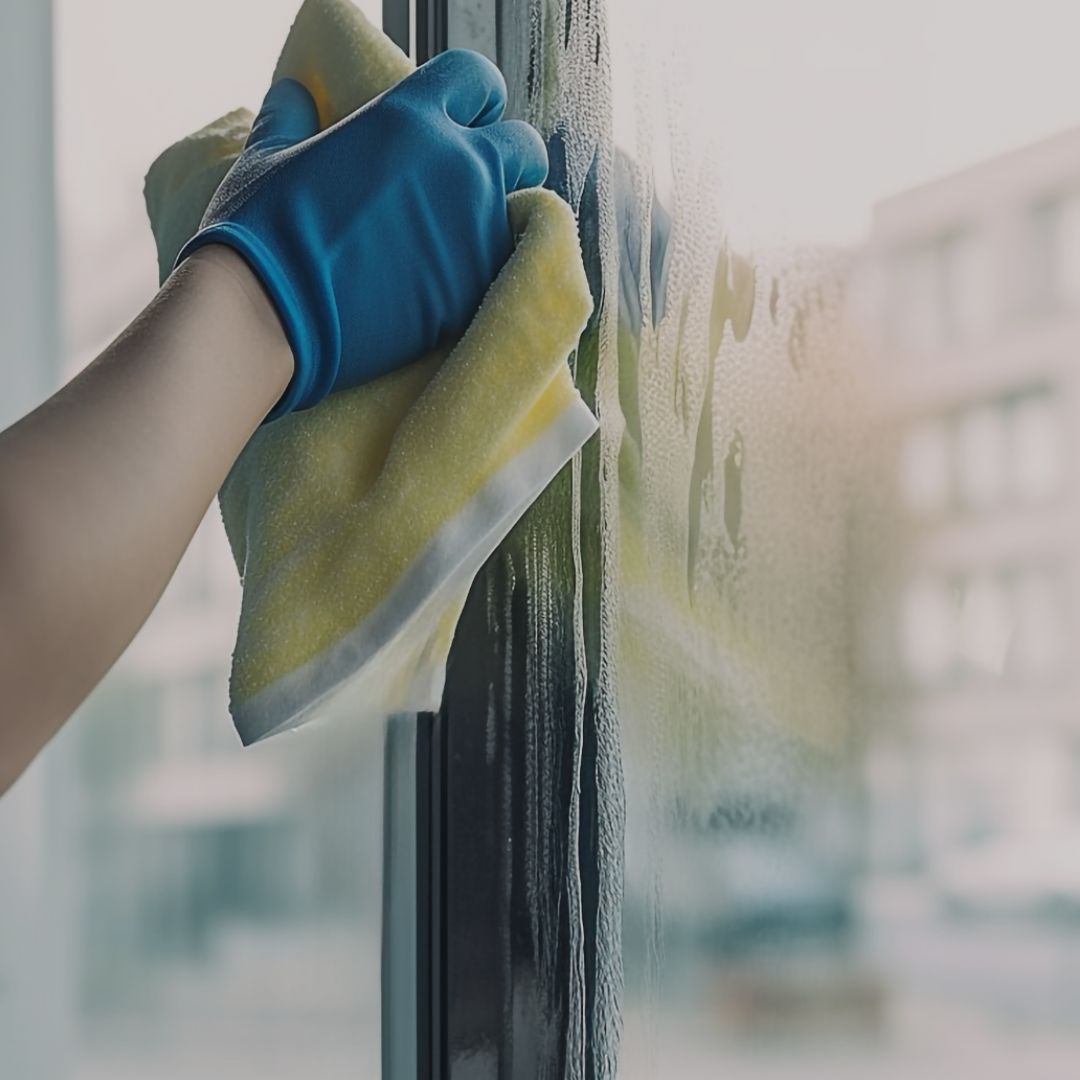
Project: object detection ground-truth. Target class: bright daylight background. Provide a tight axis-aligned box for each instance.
[25,3,387,1078]
[2,0,1080,1077]
[611,2,1080,1078]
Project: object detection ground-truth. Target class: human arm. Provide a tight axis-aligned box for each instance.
[0,245,292,793]
[0,48,547,794]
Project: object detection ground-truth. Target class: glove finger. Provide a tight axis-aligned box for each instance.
[247,78,321,153]
[402,48,507,127]
[473,119,549,192]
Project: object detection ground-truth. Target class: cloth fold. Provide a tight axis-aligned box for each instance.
[144,0,596,744]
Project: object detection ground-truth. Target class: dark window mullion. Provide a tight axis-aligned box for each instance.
[381,0,450,65]
[414,710,443,1080]
[415,0,449,65]
[382,0,411,56]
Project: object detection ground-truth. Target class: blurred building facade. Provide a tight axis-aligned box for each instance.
[73,512,386,1078]
[862,127,1080,917]
[63,216,386,1069]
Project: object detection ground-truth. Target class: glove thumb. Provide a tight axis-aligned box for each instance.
[246,79,321,154]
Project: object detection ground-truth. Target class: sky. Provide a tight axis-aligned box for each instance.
[55,0,379,363]
[613,0,1080,245]
[55,0,1080,353]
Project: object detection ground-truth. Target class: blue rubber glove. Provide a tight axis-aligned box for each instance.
[177,49,548,420]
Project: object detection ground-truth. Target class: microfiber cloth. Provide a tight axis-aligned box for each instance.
[144,0,596,744]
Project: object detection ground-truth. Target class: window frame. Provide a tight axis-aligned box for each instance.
[379,2,612,1078]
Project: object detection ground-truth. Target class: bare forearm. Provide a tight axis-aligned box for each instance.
[0,246,293,792]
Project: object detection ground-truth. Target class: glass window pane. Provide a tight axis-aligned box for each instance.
[1029,192,1080,313]
[1011,568,1067,678]
[1008,391,1063,503]
[892,244,942,352]
[38,0,1080,1074]
[1056,193,1080,307]
[942,230,994,342]
[54,3,389,1076]
[448,0,497,60]
[956,404,1006,511]
[575,1,1080,1075]
[904,576,959,683]
[957,573,1012,676]
[900,417,952,515]
[1028,199,1059,316]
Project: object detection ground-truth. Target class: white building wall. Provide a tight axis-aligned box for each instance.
[864,127,1080,895]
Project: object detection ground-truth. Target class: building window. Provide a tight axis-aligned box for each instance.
[901,386,1062,518]
[899,417,952,516]
[891,243,941,352]
[902,565,1068,688]
[941,229,993,343]
[1011,567,1067,679]
[1029,190,1080,314]
[902,575,959,683]
[956,573,1012,676]
[1006,389,1063,503]
[955,403,1006,511]
[891,227,990,352]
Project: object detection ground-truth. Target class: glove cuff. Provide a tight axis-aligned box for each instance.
[175,222,333,421]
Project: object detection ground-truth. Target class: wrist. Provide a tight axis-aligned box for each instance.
[184,243,296,415]
[178,225,334,419]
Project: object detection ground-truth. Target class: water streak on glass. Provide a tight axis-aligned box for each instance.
[505,1,1080,1077]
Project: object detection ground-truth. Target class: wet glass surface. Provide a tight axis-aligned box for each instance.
[494,1,1080,1075]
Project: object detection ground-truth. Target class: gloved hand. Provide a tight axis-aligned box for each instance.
[177,49,548,420]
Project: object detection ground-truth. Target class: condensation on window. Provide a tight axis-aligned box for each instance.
[496,1,1080,1077]
[448,0,497,60]
[492,1,875,1075]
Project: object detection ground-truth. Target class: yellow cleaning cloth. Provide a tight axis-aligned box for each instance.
[144,0,596,744]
